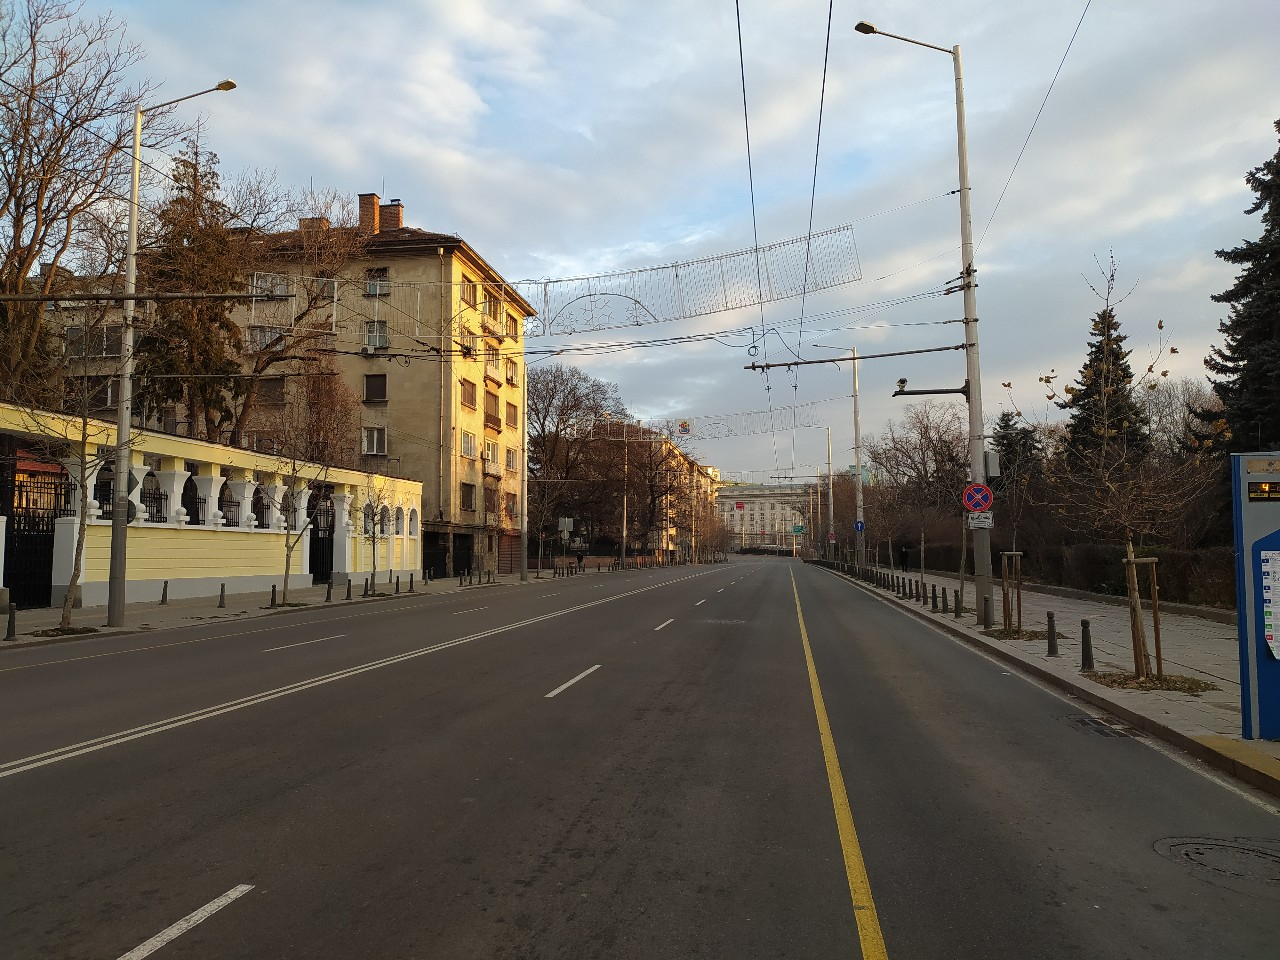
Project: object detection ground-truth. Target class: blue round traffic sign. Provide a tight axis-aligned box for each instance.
[962,483,994,513]
[854,520,865,533]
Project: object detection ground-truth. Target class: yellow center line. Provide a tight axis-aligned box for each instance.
[790,569,889,960]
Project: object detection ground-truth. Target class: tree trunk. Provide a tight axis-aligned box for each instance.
[60,435,92,630]
[1125,536,1153,679]
[919,526,926,599]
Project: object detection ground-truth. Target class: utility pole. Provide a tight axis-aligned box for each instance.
[826,427,834,562]
[852,347,865,568]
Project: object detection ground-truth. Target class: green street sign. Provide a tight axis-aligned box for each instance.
[793,524,805,534]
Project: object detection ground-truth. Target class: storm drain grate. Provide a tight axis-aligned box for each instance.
[1062,714,1136,738]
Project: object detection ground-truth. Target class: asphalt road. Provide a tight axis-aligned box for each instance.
[2,557,1278,959]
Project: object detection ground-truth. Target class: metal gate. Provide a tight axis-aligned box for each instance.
[3,473,75,609]
[497,533,520,574]
[309,490,335,584]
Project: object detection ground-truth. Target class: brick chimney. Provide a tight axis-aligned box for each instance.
[379,199,404,231]
[358,192,380,234]
[298,216,330,233]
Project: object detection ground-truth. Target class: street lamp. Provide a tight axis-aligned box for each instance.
[814,343,865,567]
[854,19,993,610]
[108,80,237,627]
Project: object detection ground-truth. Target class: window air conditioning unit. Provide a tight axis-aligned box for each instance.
[360,344,374,355]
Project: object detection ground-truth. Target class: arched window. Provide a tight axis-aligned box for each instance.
[363,502,375,535]
[218,482,239,527]
[408,509,419,537]
[139,472,167,523]
[182,475,203,525]
[395,506,405,535]
[379,505,391,536]
[281,488,295,531]
[251,485,269,529]
[93,464,114,517]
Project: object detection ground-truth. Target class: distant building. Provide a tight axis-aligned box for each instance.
[715,482,809,551]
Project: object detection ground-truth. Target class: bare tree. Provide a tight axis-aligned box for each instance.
[0,0,179,402]
[267,365,358,604]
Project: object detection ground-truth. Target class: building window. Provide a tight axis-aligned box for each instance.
[66,324,124,358]
[460,379,477,408]
[365,319,389,349]
[460,277,476,307]
[460,482,476,512]
[484,438,498,463]
[460,330,481,360]
[484,486,498,513]
[259,376,286,406]
[505,492,518,518]
[505,316,520,340]
[504,359,519,385]
[484,391,501,431]
[362,426,387,455]
[364,374,387,403]
[365,266,390,297]
[506,402,518,429]
[505,447,518,471]
[461,431,477,458]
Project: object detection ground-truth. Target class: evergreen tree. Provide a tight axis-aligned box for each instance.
[1058,306,1150,464]
[1204,119,1280,452]
[134,140,245,440]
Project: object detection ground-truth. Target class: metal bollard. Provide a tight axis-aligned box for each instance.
[5,602,15,642]
[982,594,993,629]
[325,578,333,603]
[1081,619,1094,671]
[409,573,415,593]
[954,589,961,619]
[931,583,938,611]
[395,576,400,594]
[941,587,949,613]
[1047,611,1058,656]
[364,577,370,597]
[160,580,169,605]
[218,583,226,608]
[345,579,353,601]
[460,572,465,587]
[270,584,277,608]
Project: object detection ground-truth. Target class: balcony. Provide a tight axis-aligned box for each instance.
[484,412,503,433]
[482,457,503,478]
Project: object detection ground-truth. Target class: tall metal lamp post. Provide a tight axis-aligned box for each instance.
[854,20,992,609]
[108,80,237,627]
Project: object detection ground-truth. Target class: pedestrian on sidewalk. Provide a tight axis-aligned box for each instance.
[576,550,585,573]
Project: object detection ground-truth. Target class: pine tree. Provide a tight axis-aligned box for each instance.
[1058,306,1150,464]
[1204,119,1280,453]
[134,139,245,440]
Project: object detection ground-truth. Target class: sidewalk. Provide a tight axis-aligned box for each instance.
[827,562,1280,801]
[0,570,544,649]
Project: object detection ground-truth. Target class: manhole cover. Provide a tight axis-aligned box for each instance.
[1061,714,1136,738]
[1154,838,1280,898]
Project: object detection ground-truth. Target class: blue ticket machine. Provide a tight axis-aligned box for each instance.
[1232,454,1280,739]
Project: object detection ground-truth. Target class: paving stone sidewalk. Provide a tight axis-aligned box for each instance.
[837,563,1280,800]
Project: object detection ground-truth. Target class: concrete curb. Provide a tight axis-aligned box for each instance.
[823,567,1280,802]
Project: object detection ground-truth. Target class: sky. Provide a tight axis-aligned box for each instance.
[99,0,1280,480]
